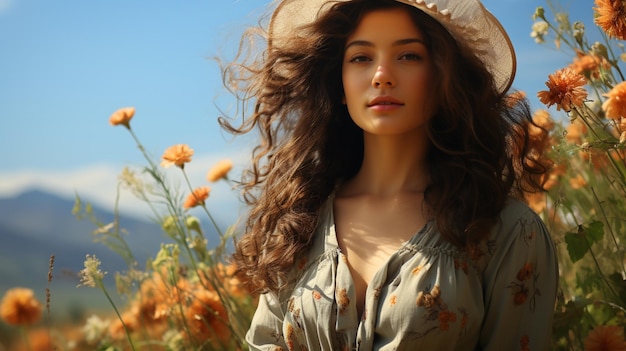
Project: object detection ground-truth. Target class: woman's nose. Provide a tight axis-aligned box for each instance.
[371,65,395,88]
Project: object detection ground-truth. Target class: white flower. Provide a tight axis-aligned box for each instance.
[77,255,106,288]
[82,314,110,343]
[531,21,549,43]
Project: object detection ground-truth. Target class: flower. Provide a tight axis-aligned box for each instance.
[82,314,111,343]
[538,67,588,112]
[530,21,549,43]
[569,51,611,81]
[77,254,106,288]
[584,325,626,351]
[0,287,43,326]
[185,289,231,344]
[109,107,135,128]
[594,0,626,40]
[160,144,194,168]
[206,159,233,182]
[183,186,210,209]
[602,81,626,120]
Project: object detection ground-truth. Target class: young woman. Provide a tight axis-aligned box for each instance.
[221,0,558,349]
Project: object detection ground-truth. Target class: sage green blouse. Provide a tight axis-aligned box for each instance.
[246,196,558,351]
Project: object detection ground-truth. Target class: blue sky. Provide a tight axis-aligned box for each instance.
[0,0,595,223]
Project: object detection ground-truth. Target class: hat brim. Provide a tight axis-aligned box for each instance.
[268,0,516,95]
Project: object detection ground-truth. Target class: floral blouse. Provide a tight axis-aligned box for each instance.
[246,196,559,351]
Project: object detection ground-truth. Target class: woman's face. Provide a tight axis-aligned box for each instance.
[342,7,435,138]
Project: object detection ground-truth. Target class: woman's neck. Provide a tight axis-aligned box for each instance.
[342,132,430,197]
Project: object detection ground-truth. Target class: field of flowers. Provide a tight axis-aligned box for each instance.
[1,0,626,350]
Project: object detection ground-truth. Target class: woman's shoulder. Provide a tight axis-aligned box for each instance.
[471,198,553,271]
[495,198,547,236]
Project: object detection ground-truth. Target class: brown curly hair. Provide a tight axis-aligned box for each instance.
[220,0,549,293]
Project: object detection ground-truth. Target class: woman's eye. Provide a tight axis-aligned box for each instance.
[349,55,371,63]
[399,53,422,61]
[400,54,422,61]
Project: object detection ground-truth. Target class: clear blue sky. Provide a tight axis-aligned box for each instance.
[0,0,595,221]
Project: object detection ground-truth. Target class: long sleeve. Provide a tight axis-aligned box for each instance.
[479,204,559,351]
[246,292,288,350]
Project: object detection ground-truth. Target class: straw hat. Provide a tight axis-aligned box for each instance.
[269,0,516,94]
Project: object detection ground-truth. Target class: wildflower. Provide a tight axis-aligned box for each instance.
[602,81,626,120]
[160,144,194,168]
[584,325,626,351]
[109,107,135,129]
[183,186,210,209]
[82,314,111,343]
[569,174,588,190]
[594,0,626,40]
[186,289,231,343]
[506,91,527,108]
[530,21,549,44]
[537,67,588,112]
[186,215,203,234]
[78,254,106,288]
[569,51,611,81]
[23,328,54,351]
[573,21,585,45]
[0,287,43,326]
[206,159,233,182]
[532,6,545,21]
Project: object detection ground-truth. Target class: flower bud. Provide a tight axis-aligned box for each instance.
[533,7,545,20]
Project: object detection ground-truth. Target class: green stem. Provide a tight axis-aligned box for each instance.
[590,187,626,277]
[20,327,32,351]
[584,234,621,301]
[99,280,137,350]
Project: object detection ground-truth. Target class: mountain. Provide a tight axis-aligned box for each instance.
[0,189,180,318]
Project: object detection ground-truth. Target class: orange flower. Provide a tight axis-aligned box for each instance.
[185,289,230,344]
[183,186,210,209]
[594,0,626,40]
[160,144,194,168]
[537,67,588,112]
[602,81,626,120]
[505,90,527,108]
[569,51,611,80]
[0,287,43,326]
[584,325,626,351]
[206,159,233,182]
[109,107,135,128]
[569,174,588,189]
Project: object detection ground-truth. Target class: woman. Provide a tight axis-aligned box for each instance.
[221,0,558,349]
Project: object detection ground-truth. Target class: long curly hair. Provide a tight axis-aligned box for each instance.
[221,0,549,293]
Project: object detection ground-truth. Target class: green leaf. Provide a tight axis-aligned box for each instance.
[564,221,605,263]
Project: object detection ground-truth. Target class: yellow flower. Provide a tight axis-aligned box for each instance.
[206,159,233,182]
[183,186,210,209]
[0,287,43,326]
[584,325,626,351]
[602,81,626,120]
[537,67,588,112]
[160,144,194,168]
[594,0,626,40]
[108,107,135,128]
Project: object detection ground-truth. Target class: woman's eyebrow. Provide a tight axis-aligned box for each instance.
[345,38,426,50]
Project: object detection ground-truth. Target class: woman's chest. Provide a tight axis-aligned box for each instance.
[283,247,485,350]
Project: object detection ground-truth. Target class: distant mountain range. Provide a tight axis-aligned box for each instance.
[0,188,196,319]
